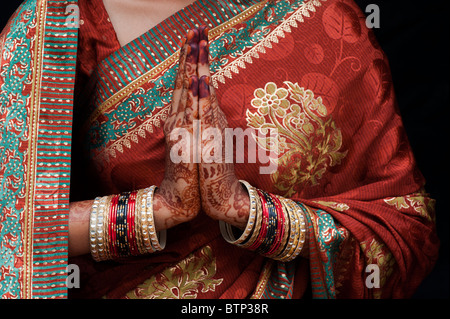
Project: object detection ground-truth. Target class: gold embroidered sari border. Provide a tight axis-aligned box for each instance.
[212,0,326,87]
[22,0,48,299]
[91,0,327,163]
[85,0,269,129]
[251,260,275,299]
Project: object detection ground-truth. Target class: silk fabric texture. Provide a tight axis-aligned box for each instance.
[0,0,439,299]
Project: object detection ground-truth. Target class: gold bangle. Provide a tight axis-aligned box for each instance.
[290,202,307,260]
[96,196,108,261]
[145,186,166,252]
[134,188,148,255]
[101,195,113,261]
[219,180,259,246]
[140,186,166,253]
[276,199,306,262]
[139,186,154,253]
[274,198,300,261]
[239,189,263,249]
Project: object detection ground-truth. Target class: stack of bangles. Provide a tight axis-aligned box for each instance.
[220,180,307,262]
[89,186,167,262]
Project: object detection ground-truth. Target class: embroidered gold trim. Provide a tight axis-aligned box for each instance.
[93,0,326,163]
[23,0,48,299]
[250,259,275,299]
[94,105,170,162]
[212,0,326,87]
[91,0,270,163]
[124,245,223,299]
[86,0,269,128]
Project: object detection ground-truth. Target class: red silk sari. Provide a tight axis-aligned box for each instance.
[0,0,439,299]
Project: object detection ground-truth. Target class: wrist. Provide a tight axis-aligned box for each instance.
[202,178,250,229]
[153,185,200,230]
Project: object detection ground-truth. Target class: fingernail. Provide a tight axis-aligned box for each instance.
[179,36,187,48]
[186,44,192,56]
[187,29,194,41]
[199,75,210,99]
[187,28,199,44]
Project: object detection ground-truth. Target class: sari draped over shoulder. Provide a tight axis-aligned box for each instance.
[0,0,79,298]
[0,0,440,299]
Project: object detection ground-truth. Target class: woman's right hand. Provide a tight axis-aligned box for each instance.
[153,29,202,230]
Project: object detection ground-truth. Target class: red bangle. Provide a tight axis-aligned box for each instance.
[127,190,139,256]
[265,193,285,256]
[109,194,119,258]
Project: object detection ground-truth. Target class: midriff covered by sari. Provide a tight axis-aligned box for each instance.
[0,0,439,299]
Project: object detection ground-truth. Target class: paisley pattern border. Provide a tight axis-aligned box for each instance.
[0,0,79,298]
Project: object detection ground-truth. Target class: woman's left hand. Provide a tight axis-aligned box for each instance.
[195,27,250,229]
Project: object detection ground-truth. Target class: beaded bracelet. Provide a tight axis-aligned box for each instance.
[89,186,167,261]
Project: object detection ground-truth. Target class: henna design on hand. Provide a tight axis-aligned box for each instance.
[156,30,201,230]
[196,35,250,229]
[158,26,250,231]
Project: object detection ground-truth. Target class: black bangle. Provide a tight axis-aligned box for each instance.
[116,192,130,257]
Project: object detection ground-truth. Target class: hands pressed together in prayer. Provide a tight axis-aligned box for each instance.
[68,27,250,257]
[154,27,250,231]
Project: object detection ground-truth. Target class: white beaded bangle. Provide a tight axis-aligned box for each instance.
[96,196,108,261]
[89,197,101,261]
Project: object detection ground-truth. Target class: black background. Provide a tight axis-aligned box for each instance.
[1,0,448,299]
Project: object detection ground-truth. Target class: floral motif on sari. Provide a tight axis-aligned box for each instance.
[360,238,396,299]
[384,189,436,222]
[125,245,223,299]
[313,200,350,212]
[246,82,347,197]
[86,0,327,165]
